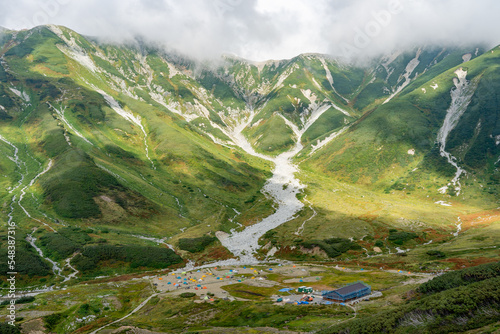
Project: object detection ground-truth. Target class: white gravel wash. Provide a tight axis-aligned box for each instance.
[217,104,336,264]
[436,68,478,195]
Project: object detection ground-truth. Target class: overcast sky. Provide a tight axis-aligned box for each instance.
[0,0,498,61]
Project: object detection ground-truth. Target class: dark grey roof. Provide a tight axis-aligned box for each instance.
[333,282,369,296]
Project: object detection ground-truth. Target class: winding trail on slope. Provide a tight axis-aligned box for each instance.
[215,105,334,264]
[89,293,159,334]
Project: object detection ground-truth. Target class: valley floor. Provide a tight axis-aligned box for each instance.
[0,262,435,333]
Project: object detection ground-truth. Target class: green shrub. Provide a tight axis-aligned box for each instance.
[38,227,91,261]
[426,250,445,258]
[301,238,359,258]
[71,244,182,272]
[0,322,21,334]
[418,261,500,294]
[180,292,196,298]
[41,149,122,219]
[178,236,217,253]
[388,230,418,245]
[0,242,51,277]
[16,296,35,304]
[43,312,67,331]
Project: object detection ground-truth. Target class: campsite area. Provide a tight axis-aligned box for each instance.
[2,262,437,333]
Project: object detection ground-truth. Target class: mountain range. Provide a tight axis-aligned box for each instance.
[0,25,499,279]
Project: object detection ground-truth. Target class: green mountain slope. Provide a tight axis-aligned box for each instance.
[0,25,498,284]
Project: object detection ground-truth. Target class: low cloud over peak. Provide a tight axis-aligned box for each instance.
[0,0,498,61]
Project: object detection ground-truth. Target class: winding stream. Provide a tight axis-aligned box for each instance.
[436,68,478,196]
[0,134,77,280]
[0,135,26,194]
[26,230,64,277]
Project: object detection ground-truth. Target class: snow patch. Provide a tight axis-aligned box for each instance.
[407,149,415,155]
[395,247,409,254]
[421,88,426,93]
[309,126,350,156]
[251,119,264,128]
[98,91,155,169]
[380,50,402,82]
[384,48,422,104]
[96,164,126,182]
[452,217,462,237]
[9,87,30,102]
[49,25,99,73]
[48,103,93,146]
[300,89,317,104]
[167,62,182,78]
[437,186,448,194]
[318,57,349,103]
[274,63,298,90]
[435,200,452,206]
[331,102,351,117]
[431,83,438,90]
[462,53,472,62]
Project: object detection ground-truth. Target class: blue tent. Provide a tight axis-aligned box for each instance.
[167,282,172,285]
[279,288,293,292]
[324,301,333,305]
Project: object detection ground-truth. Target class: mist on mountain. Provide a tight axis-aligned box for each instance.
[0,0,499,62]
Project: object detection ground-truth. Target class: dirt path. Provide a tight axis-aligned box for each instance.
[89,293,158,334]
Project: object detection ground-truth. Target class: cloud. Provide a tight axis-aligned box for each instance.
[0,0,498,61]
